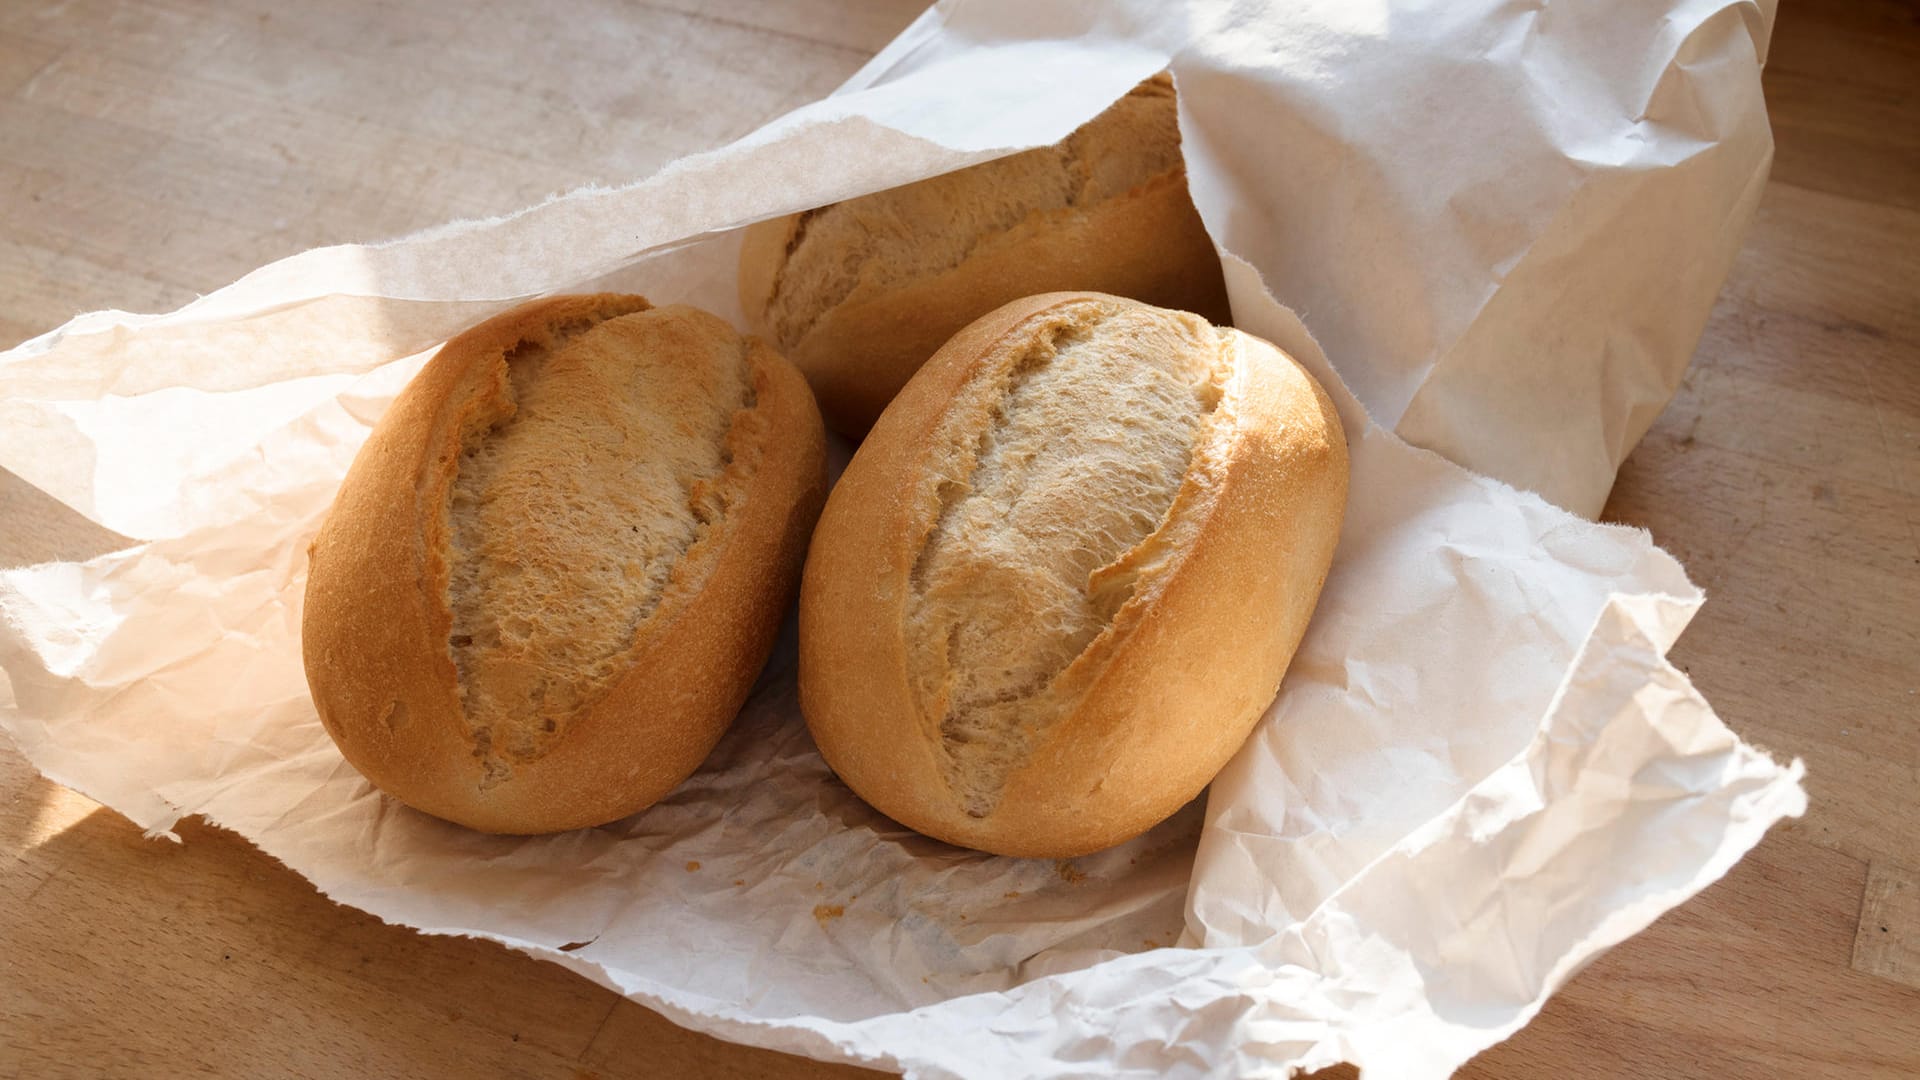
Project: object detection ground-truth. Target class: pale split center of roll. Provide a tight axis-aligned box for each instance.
[906,304,1231,818]
[444,309,754,787]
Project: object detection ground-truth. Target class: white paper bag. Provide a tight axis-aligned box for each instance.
[0,2,1800,1076]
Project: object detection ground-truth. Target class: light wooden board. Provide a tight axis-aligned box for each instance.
[2,0,1916,1076]
[1855,862,1920,991]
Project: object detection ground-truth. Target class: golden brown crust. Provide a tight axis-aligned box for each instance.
[736,214,796,346]
[739,78,1230,438]
[798,293,1347,858]
[302,294,826,833]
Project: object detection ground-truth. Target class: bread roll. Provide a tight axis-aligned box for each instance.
[799,293,1346,858]
[740,74,1231,438]
[302,294,827,834]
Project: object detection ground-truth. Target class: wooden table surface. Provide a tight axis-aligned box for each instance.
[2,1,1916,1076]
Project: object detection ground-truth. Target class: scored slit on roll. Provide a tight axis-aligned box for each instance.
[444,306,757,785]
[906,305,1234,818]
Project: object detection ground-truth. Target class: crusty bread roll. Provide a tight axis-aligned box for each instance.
[302,294,826,834]
[799,293,1347,858]
[739,74,1232,438]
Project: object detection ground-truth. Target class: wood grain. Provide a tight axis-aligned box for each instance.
[2,0,1917,1076]
[1855,862,1920,991]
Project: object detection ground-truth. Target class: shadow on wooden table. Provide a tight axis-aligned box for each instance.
[0,466,132,569]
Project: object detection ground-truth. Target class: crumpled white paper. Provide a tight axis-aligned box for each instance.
[0,1,1801,1077]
